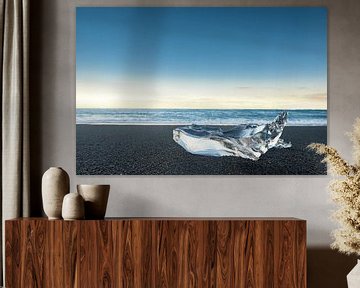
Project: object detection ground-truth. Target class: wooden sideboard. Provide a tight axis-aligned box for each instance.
[5,218,306,287]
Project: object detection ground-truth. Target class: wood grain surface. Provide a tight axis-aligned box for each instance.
[6,218,306,287]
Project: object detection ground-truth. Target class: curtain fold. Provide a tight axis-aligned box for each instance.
[0,0,30,284]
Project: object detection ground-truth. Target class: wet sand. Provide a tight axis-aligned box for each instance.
[76,125,327,175]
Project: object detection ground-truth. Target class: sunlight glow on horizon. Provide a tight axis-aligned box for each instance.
[76,77,327,109]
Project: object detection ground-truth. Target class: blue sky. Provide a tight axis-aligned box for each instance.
[76,7,327,109]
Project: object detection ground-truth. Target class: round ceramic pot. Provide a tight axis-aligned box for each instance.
[77,184,110,219]
[347,259,360,288]
[42,167,70,219]
[62,192,85,220]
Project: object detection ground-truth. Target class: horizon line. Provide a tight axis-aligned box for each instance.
[76,107,327,111]
[76,123,327,127]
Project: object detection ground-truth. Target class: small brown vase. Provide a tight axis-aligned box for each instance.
[77,184,110,219]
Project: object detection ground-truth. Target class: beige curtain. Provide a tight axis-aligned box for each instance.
[0,0,30,284]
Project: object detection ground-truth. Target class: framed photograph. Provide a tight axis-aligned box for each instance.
[76,7,327,175]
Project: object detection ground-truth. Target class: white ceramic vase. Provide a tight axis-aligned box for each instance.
[42,167,70,219]
[347,260,360,288]
[62,192,85,220]
[77,184,110,219]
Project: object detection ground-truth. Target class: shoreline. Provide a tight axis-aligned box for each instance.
[76,123,327,127]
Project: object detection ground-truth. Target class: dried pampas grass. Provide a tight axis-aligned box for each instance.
[308,118,360,256]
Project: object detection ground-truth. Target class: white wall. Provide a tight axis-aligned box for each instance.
[30,0,360,250]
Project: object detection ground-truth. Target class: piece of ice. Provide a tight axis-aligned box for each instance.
[173,111,292,160]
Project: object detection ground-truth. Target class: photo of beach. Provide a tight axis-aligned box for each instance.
[76,7,327,175]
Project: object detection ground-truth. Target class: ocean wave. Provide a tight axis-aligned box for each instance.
[76,109,327,126]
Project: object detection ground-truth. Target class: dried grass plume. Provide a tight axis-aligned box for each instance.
[308,118,360,256]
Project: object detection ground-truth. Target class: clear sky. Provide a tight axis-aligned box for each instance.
[76,7,327,109]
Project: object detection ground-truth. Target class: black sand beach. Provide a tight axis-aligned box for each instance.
[76,125,327,175]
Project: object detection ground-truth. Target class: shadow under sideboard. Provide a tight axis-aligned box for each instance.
[307,248,356,288]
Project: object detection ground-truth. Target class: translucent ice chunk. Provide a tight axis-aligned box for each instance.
[173,111,292,160]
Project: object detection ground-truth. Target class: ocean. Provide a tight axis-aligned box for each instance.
[76,109,327,126]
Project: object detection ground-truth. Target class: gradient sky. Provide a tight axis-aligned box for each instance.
[76,7,327,109]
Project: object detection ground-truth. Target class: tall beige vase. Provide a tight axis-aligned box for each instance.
[77,184,110,219]
[42,167,70,219]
